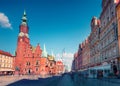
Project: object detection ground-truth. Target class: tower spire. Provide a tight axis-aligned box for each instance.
[24,10,26,16]
[44,44,46,52]
[51,50,55,60]
[21,10,27,26]
[42,44,48,57]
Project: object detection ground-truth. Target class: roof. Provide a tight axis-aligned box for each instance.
[31,46,36,53]
[0,50,12,56]
[48,55,54,60]
[56,61,63,65]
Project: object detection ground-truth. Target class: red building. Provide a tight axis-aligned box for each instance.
[15,11,64,75]
[56,60,64,74]
[15,11,43,75]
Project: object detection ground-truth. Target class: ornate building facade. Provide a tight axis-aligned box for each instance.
[99,0,119,75]
[90,17,100,67]
[74,52,79,71]
[82,38,90,70]
[73,37,90,71]
[15,11,43,75]
[72,0,120,76]
[116,0,120,74]
[15,11,64,75]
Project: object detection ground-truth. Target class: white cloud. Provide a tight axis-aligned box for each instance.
[56,53,73,58]
[0,13,12,28]
[56,53,62,58]
[63,53,73,58]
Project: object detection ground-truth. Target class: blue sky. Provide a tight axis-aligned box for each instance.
[0,0,101,57]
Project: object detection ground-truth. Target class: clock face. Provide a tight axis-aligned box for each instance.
[19,32,24,37]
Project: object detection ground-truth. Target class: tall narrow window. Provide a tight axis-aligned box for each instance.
[36,68,38,71]
[36,60,39,65]
[26,62,30,66]
[107,17,109,22]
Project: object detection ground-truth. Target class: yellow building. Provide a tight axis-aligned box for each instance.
[0,50,14,75]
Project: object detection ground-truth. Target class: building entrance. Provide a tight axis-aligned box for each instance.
[113,65,117,75]
[28,69,31,74]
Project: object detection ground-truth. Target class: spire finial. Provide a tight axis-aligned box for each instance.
[44,44,46,52]
[21,10,27,25]
[42,44,48,58]
[24,10,26,16]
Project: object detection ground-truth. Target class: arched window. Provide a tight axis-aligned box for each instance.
[26,62,30,66]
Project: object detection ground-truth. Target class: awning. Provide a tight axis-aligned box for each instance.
[78,68,88,72]
[0,69,15,71]
[89,64,111,70]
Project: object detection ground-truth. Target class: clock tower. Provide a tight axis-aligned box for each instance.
[16,10,30,57]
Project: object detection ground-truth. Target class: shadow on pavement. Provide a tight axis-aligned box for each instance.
[7,76,61,86]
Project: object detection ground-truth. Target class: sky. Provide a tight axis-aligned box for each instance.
[0,0,101,70]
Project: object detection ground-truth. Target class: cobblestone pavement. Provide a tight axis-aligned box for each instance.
[0,75,51,86]
[0,74,120,86]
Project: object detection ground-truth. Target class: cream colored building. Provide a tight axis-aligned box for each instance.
[0,50,14,75]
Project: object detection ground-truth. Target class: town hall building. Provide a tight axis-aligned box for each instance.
[15,11,64,75]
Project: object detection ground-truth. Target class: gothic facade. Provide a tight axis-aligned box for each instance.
[15,11,64,75]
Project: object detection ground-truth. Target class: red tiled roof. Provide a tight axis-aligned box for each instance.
[56,61,63,65]
[0,50,12,56]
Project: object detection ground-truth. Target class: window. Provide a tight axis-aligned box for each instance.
[36,61,39,65]
[36,68,38,71]
[26,62,30,66]
[104,22,105,27]
[113,46,116,55]
[107,17,109,22]
[111,12,114,17]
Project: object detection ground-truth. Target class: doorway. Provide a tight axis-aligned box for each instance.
[28,69,31,74]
